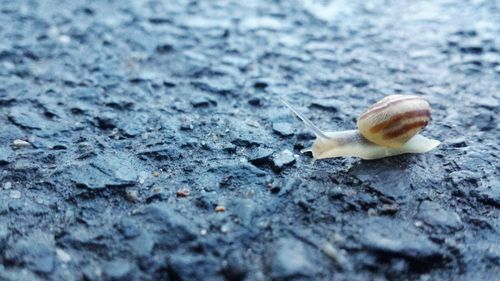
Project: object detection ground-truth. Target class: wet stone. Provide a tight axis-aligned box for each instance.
[471,184,500,208]
[230,199,259,227]
[208,162,267,188]
[194,191,218,210]
[104,96,135,110]
[169,252,221,281]
[416,201,463,231]
[0,268,41,281]
[220,142,236,153]
[449,170,479,189]
[3,181,12,190]
[379,204,399,215]
[156,43,174,54]
[145,191,169,204]
[459,41,484,54]
[472,96,499,111]
[352,167,410,200]
[11,139,31,149]
[7,105,47,130]
[272,122,295,137]
[360,218,442,262]
[473,112,495,132]
[248,147,274,167]
[115,219,141,239]
[81,264,103,281]
[127,231,154,257]
[485,244,500,265]
[191,76,236,96]
[328,187,349,201]
[296,130,316,141]
[58,227,111,253]
[104,259,137,281]
[222,249,248,281]
[0,225,8,251]
[137,145,182,161]
[70,153,138,190]
[228,119,272,148]
[9,190,21,199]
[253,81,268,89]
[357,193,378,210]
[125,188,139,202]
[341,77,369,88]
[446,137,467,148]
[95,112,118,130]
[0,146,14,164]
[387,259,409,277]
[55,248,71,263]
[5,233,55,274]
[272,149,296,172]
[310,99,342,112]
[269,238,319,280]
[248,97,263,106]
[132,204,197,246]
[190,94,217,108]
[240,17,285,31]
[118,113,149,137]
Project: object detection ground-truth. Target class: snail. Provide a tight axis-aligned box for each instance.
[280,95,440,160]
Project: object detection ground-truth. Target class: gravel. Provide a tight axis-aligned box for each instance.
[0,0,499,280]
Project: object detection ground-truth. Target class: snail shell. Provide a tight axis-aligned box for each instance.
[357,95,431,148]
[280,95,440,160]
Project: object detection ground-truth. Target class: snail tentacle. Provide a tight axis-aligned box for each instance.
[300,147,313,153]
[279,97,331,140]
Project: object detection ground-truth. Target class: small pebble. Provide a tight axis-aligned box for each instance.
[12,139,31,148]
[248,148,274,166]
[221,223,230,233]
[180,123,194,131]
[246,119,260,128]
[253,82,268,89]
[272,149,296,172]
[215,206,226,212]
[56,248,72,263]
[138,171,149,184]
[10,190,21,199]
[322,242,351,270]
[3,61,15,70]
[3,181,12,190]
[380,204,399,214]
[125,189,139,202]
[248,97,262,106]
[177,189,190,197]
[58,35,71,44]
[272,122,295,137]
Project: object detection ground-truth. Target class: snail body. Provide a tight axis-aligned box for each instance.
[280,95,440,160]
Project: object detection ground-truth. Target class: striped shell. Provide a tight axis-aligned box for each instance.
[357,95,431,148]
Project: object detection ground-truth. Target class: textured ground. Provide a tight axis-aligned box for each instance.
[0,0,499,280]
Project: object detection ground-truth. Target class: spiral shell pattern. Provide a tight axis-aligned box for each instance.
[357,95,431,148]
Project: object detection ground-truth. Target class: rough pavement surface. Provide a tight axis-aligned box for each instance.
[0,0,499,280]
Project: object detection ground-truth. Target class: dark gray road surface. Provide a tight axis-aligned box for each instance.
[0,0,499,280]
